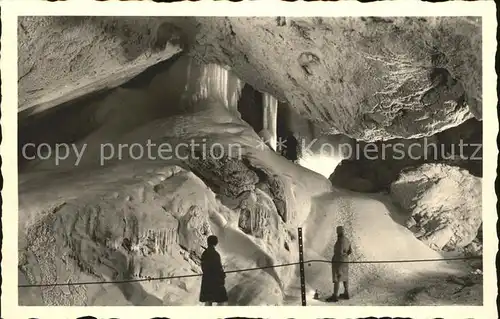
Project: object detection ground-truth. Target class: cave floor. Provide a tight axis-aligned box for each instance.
[283,274,483,306]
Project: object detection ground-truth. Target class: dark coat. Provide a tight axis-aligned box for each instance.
[199,246,228,303]
[284,134,299,161]
[331,236,352,282]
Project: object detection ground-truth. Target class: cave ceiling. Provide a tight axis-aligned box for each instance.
[18,16,482,141]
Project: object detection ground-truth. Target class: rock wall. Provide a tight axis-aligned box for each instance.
[390,164,482,252]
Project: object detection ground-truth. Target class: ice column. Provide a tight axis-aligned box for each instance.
[191,62,244,113]
[262,93,278,151]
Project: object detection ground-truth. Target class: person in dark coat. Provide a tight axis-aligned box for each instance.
[326,226,352,302]
[284,133,299,163]
[199,235,228,306]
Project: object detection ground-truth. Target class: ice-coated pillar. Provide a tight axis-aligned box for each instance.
[262,93,278,151]
[193,63,243,113]
[149,56,243,114]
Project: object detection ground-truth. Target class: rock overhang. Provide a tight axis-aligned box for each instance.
[18,16,482,141]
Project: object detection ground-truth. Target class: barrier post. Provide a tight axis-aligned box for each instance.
[298,227,306,306]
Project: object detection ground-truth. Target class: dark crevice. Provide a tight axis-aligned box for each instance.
[237,84,264,133]
[18,90,108,171]
[236,84,298,162]
[226,18,236,37]
[428,67,450,85]
[369,17,394,24]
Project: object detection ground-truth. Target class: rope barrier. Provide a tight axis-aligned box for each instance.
[305,255,482,265]
[18,255,481,288]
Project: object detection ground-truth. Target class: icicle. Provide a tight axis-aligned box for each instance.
[227,71,244,114]
[262,93,278,151]
[184,60,243,113]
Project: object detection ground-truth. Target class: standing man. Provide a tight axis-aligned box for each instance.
[326,226,352,302]
[199,235,228,306]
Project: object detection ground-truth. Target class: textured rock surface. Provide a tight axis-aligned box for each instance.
[189,17,481,141]
[390,164,482,251]
[187,156,260,198]
[18,16,183,117]
[19,16,482,140]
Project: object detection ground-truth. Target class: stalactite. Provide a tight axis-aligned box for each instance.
[262,93,278,151]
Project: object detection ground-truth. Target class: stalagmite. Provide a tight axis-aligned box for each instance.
[262,93,278,151]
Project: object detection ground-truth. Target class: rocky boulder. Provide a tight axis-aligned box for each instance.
[187,155,259,198]
[390,163,482,251]
[187,154,291,226]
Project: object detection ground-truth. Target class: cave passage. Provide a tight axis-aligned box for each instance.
[237,85,299,162]
[15,16,485,308]
[18,54,303,172]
